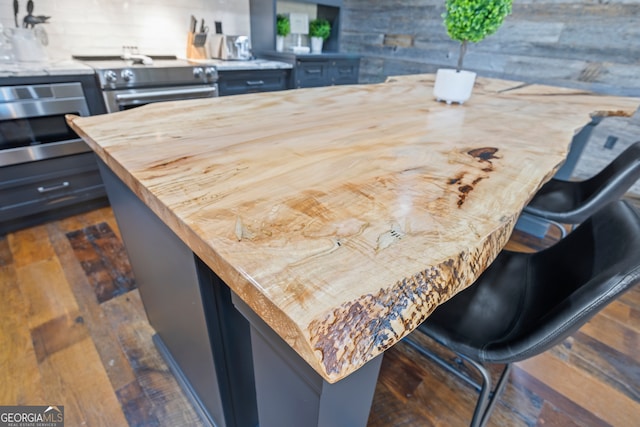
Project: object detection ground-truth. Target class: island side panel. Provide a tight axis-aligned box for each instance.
[232,292,383,427]
[97,160,258,427]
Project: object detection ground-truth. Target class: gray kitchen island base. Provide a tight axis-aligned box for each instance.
[98,159,382,427]
[232,293,383,427]
[98,161,257,427]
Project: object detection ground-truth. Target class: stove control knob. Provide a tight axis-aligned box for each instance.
[121,69,134,82]
[104,70,117,83]
[205,67,216,79]
[193,67,204,79]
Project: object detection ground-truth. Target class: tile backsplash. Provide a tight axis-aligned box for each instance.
[0,0,250,60]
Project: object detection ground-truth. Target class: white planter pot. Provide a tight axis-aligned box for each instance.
[276,35,284,52]
[433,68,477,105]
[310,37,323,54]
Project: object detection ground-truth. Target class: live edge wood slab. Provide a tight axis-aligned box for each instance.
[67,74,639,384]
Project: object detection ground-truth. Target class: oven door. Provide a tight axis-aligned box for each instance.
[0,82,91,167]
[103,84,218,112]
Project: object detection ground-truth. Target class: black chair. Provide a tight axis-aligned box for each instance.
[523,140,640,225]
[403,199,640,427]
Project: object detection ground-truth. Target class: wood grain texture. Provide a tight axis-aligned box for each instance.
[517,352,640,427]
[66,222,136,303]
[38,337,129,427]
[0,207,201,426]
[0,263,45,405]
[15,258,80,330]
[46,218,138,393]
[68,74,640,382]
[7,225,56,268]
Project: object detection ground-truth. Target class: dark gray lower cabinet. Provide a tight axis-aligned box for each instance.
[255,52,361,89]
[295,57,360,88]
[294,59,360,88]
[0,152,108,234]
[295,61,330,88]
[217,69,290,96]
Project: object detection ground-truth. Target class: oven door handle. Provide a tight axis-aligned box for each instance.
[114,87,217,104]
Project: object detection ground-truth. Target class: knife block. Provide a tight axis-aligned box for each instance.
[186,32,208,60]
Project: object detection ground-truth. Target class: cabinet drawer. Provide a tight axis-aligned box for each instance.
[0,153,106,222]
[295,61,331,88]
[329,59,359,85]
[218,69,289,96]
[295,58,360,88]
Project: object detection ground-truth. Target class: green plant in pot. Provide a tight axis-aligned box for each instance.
[309,18,331,54]
[276,14,290,52]
[434,0,513,104]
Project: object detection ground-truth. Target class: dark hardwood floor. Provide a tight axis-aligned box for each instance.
[1,206,638,426]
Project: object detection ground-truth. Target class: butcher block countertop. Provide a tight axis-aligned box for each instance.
[67,74,639,383]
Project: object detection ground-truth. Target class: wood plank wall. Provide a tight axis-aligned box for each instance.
[341,0,640,96]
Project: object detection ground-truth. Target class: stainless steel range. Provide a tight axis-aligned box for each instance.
[74,54,218,113]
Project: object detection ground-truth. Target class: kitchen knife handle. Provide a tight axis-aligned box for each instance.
[190,15,197,33]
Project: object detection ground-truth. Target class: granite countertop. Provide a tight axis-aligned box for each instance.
[258,50,360,61]
[0,59,95,78]
[67,74,640,383]
[0,57,291,79]
[189,58,293,71]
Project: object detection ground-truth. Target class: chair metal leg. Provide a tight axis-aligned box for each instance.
[402,336,512,427]
[479,363,512,427]
[457,353,492,427]
[460,354,512,427]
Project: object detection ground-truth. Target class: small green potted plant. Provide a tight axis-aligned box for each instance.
[276,14,290,52]
[309,18,331,54]
[434,0,513,104]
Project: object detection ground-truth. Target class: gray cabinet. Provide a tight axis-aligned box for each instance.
[0,152,108,233]
[295,60,330,88]
[217,69,290,96]
[260,52,360,88]
[295,57,359,88]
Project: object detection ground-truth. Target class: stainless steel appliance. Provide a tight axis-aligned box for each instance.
[0,75,109,234]
[74,55,219,113]
[209,35,252,61]
[0,82,90,167]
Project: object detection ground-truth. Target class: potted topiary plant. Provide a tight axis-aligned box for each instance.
[276,14,290,52]
[309,18,331,54]
[433,0,513,104]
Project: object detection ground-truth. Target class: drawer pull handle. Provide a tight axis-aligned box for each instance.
[37,181,70,193]
[246,80,265,86]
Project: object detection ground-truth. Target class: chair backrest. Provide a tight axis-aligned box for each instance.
[580,140,640,210]
[486,200,640,363]
[523,141,640,224]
